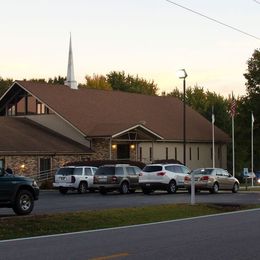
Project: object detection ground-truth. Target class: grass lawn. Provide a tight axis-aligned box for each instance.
[1,203,259,241]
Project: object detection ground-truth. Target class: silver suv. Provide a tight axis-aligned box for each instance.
[53,166,98,194]
[94,164,141,194]
[139,164,190,194]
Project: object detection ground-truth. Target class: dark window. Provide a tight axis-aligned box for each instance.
[39,158,51,180]
[166,147,168,160]
[95,166,115,176]
[139,147,142,161]
[73,168,83,176]
[149,147,152,161]
[126,167,136,175]
[56,168,74,176]
[0,159,5,169]
[193,168,214,175]
[197,147,200,160]
[189,147,192,161]
[143,165,162,172]
[115,167,124,176]
[175,147,177,160]
[84,168,92,176]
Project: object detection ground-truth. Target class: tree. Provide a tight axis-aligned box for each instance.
[167,85,230,133]
[106,71,158,95]
[244,48,260,96]
[81,74,112,90]
[0,77,13,96]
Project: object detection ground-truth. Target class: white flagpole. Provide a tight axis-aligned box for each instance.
[232,115,235,177]
[212,106,215,168]
[251,112,254,187]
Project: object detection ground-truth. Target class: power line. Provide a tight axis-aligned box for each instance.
[165,0,260,40]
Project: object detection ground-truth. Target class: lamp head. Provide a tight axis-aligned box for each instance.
[177,69,188,79]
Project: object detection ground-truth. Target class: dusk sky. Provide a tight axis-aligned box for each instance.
[1,0,259,96]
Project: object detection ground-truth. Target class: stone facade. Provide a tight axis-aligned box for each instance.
[0,154,91,178]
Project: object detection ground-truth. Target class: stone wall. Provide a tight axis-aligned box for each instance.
[0,154,91,177]
[91,139,110,160]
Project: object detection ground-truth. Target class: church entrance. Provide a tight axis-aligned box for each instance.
[117,144,130,160]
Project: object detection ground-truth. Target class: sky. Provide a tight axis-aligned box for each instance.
[1,0,259,97]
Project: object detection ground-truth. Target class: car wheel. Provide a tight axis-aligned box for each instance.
[142,188,152,194]
[59,187,68,194]
[120,182,129,194]
[78,182,88,194]
[232,183,239,193]
[12,190,34,215]
[167,180,177,194]
[210,182,219,194]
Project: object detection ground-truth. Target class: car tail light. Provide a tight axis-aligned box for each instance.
[201,176,209,181]
[71,176,76,183]
[157,172,166,176]
[184,176,190,181]
[111,176,117,183]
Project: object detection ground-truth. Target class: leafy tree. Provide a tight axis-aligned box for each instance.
[244,49,260,96]
[167,85,230,133]
[106,71,158,95]
[0,77,13,96]
[81,74,112,90]
[241,48,260,171]
[48,76,66,85]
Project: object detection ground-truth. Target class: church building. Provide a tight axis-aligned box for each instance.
[0,37,230,177]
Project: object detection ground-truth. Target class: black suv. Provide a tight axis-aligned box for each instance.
[94,164,141,194]
[0,168,39,215]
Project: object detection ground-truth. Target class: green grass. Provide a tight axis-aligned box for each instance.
[1,203,259,241]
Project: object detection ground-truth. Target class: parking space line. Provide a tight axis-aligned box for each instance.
[89,252,129,260]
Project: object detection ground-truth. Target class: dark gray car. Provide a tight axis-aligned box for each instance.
[94,164,141,194]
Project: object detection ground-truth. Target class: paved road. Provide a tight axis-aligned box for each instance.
[1,208,260,259]
[1,190,260,216]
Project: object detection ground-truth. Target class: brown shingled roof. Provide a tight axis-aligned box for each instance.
[0,117,93,155]
[13,80,229,142]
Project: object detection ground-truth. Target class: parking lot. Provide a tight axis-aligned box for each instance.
[1,189,260,217]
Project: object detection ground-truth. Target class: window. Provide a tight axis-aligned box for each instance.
[149,147,153,162]
[189,147,192,161]
[73,168,83,176]
[175,147,177,160]
[0,159,5,169]
[84,168,92,176]
[165,147,168,160]
[197,147,200,160]
[39,158,51,179]
[126,167,136,175]
[139,147,142,161]
[115,167,124,176]
[37,102,46,114]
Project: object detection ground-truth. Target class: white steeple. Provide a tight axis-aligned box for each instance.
[65,34,78,90]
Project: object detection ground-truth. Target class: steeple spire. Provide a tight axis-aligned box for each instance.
[65,34,78,90]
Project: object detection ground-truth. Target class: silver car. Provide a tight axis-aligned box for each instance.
[184,168,239,193]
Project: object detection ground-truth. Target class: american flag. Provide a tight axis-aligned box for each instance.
[230,95,236,117]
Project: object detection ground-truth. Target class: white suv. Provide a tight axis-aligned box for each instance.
[139,164,190,194]
[53,166,98,194]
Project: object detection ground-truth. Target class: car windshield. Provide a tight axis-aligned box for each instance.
[143,165,162,172]
[95,166,115,176]
[192,168,213,175]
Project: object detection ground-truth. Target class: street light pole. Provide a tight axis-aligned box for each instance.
[178,69,188,165]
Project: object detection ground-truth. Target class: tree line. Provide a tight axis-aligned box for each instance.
[0,49,259,175]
